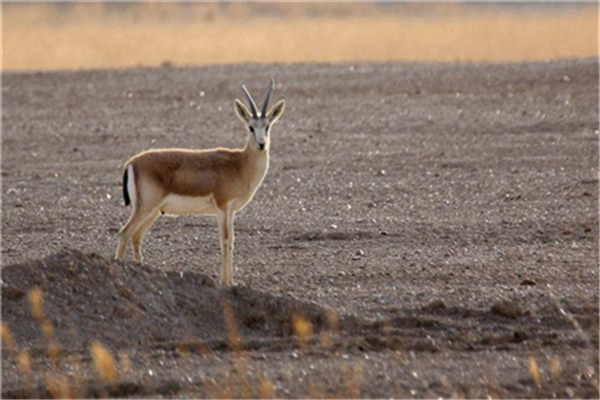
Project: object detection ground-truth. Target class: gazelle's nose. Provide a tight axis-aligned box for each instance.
[258,143,265,151]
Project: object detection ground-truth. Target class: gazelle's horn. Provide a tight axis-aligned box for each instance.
[242,83,258,118]
[261,79,275,117]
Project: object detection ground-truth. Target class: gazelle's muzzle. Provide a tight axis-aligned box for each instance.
[254,128,267,150]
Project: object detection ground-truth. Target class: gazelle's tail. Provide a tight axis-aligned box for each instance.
[123,165,135,207]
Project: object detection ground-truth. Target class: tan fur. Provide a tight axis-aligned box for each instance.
[115,87,285,287]
[128,147,264,208]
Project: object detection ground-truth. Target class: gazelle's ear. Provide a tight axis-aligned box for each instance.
[234,99,252,123]
[266,100,285,124]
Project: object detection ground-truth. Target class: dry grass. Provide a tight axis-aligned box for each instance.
[2,3,598,72]
[529,357,541,388]
[292,315,313,351]
[90,341,119,387]
[27,287,61,364]
[257,374,276,399]
[28,287,45,322]
[221,296,252,399]
[3,285,596,398]
[5,286,363,398]
[1,322,16,350]
[17,350,33,375]
[551,357,562,380]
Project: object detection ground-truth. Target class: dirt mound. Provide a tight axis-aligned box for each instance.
[1,249,348,352]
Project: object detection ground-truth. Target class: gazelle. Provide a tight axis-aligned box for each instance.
[115,79,285,287]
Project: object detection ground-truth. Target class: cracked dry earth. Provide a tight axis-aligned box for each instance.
[2,59,599,398]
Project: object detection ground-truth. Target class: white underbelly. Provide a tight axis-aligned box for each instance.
[160,194,217,216]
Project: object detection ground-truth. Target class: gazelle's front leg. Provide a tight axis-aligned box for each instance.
[217,207,235,287]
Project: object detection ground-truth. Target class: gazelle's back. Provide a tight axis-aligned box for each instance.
[128,148,244,201]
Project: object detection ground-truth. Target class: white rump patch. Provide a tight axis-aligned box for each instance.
[127,165,136,210]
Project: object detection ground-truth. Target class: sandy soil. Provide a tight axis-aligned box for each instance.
[2,59,599,398]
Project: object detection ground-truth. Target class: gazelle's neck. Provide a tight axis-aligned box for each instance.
[240,136,269,196]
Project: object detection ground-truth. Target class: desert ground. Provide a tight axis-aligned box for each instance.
[2,59,599,398]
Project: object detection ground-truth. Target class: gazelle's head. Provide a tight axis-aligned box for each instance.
[234,79,285,152]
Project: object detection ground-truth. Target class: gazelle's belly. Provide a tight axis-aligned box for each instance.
[160,194,217,216]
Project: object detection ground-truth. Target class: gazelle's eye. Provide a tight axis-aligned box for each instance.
[265,126,270,134]
[249,127,254,133]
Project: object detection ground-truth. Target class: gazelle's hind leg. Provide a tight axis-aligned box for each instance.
[131,210,161,263]
[115,205,157,261]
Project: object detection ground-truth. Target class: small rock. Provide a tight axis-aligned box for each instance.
[491,300,523,319]
[513,330,528,342]
[3,287,25,301]
[424,299,446,311]
[520,279,536,286]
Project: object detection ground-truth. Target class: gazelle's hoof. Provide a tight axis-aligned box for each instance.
[221,280,234,288]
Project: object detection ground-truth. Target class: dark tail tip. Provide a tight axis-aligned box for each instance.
[123,168,131,206]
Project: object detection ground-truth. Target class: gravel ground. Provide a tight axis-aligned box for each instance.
[2,59,599,398]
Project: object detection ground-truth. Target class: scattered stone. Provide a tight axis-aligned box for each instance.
[513,330,528,342]
[2,286,25,301]
[491,300,524,319]
[520,279,536,286]
[423,299,447,311]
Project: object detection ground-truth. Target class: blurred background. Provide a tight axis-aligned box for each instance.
[2,2,598,72]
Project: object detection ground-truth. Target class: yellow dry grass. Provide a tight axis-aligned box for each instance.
[529,357,541,388]
[28,287,46,322]
[1,322,16,350]
[17,350,33,375]
[2,3,598,72]
[90,341,119,386]
[257,375,276,399]
[292,315,313,351]
[45,374,72,400]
